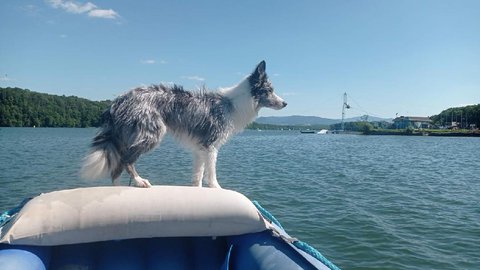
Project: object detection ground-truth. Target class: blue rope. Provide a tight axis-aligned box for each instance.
[252,200,341,270]
[293,240,342,270]
[252,200,284,230]
[0,198,32,228]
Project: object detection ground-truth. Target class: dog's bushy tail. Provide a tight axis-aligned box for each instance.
[81,112,123,181]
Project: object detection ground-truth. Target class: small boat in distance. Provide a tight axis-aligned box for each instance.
[317,129,329,134]
[300,130,316,134]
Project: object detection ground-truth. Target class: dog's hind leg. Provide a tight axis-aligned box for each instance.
[122,121,166,188]
[192,151,206,187]
[125,164,152,188]
[205,148,221,188]
[123,143,155,188]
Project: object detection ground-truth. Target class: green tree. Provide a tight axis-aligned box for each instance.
[431,104,480,129]
[0,87,110,127]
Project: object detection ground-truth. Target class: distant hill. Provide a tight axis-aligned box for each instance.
[256,115,391,126]
[344,115,393,123]
[256,115,338,126]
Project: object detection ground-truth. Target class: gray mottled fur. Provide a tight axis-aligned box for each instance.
[81,61,286,188]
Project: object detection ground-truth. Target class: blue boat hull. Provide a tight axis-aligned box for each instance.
[1,231,323,270]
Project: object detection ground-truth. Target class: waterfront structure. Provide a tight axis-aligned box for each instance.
[393,116,432,129]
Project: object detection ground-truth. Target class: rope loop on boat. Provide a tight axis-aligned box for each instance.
[252,200,342,270]
[0,198,32,228]
[252,200,284,230]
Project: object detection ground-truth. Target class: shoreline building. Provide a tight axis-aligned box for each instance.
[393,116,432,129]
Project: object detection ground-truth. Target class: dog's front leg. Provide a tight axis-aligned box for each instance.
[205,149,221,188]
[192,151,206,187]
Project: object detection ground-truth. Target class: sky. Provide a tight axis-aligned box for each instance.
[1,0,479,119]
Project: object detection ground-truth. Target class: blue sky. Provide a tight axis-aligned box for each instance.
[1,0,479,119]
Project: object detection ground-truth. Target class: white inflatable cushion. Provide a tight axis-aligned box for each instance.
[0,186,268,246]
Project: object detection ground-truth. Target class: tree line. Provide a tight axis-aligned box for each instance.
[342,105,480,131]
[0,87,110,127]
[430,104,480,129]
[330,105,480,132]
[1,87,479,130]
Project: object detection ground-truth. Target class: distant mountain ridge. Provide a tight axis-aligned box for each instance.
[256,115,392,126]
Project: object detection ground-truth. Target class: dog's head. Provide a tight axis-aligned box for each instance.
[249,61,287,111]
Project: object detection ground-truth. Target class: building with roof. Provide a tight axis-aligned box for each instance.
[393,116,432,129]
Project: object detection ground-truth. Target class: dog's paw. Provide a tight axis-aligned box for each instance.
[133,178,152,188]
[191,180,202,187]
[209,182,222,189]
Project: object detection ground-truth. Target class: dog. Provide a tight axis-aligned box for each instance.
[81,61,286,188]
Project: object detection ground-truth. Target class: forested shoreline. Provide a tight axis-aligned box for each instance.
[430,104,480,128]
[0,87,110,127]
[1,87,479,130]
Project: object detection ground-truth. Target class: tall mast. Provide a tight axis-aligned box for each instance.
[341,92,350,131]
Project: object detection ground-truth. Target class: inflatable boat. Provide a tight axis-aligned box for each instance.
[0,186,340,269]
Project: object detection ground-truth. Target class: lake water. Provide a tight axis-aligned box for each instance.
[0,128,479,269]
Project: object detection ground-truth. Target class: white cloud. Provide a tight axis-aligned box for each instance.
[88,9,118,19]
[235,72,278,77]
[281,92,298,96]
[46,0,119,19]
[141,59,156,64]
[182,75,205,82]
[47,0,96,14]
[235,72,247,77]
[141,59,167,65]
[160,81,175,86]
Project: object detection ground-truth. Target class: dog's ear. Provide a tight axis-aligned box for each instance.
[252,60,266,80]
[256,60,266,74]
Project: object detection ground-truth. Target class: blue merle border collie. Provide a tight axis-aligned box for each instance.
[81,61,287,188]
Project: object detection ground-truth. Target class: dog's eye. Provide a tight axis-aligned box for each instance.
[262,89,271,95]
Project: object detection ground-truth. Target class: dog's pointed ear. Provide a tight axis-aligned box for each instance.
[256,60,266,74]
[252,60,266,80]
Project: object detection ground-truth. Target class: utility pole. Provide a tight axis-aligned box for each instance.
[451,110,453,127]
[466,113,469,129]
[461,111,463,129]
[341,92,350,132]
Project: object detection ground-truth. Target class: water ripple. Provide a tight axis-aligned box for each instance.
[1,129,479,269]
